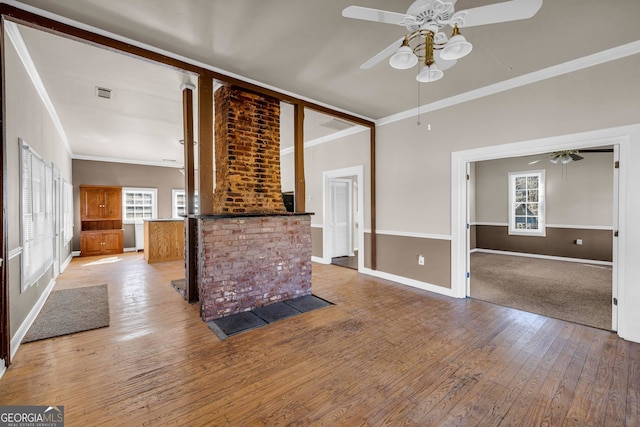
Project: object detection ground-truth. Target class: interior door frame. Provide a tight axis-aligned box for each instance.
[451,128,629,334]
[322,165,364,270]
[329,178,353,258]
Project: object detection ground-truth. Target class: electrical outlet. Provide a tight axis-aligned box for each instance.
[418,255,425,266]
[576,239,583,245]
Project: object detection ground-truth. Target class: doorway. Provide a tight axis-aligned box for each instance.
[450,131,628,333]
[322,166,364,271]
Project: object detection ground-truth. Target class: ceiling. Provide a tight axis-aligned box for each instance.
[6,0,640,166]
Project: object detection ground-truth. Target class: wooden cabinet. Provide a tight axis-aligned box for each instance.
[81,186,121,221]
[80,230,124,256]
[80,185,124,256]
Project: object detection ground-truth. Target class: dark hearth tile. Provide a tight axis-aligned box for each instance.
[253,302,301,323]
[284,295,333,313]
[209,311,266,336]
[170,278,186,297]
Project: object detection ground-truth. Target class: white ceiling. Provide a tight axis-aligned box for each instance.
[7,0,640,166]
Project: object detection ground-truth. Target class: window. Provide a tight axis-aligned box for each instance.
[508,170,545,236]
[122,188,157,223]
[20,139,55,291]
[172,189,198,218]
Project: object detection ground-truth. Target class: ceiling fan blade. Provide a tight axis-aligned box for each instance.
[570,153,584,161]
[360,37,404,69]
[455,0,543,28]
[342,6,415,26]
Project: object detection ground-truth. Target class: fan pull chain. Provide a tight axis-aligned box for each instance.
[417,79,421,126]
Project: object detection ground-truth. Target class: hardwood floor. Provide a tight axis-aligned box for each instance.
[1,252,638,426]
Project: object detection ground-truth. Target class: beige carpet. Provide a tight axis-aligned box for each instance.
[23,284,110,343]
[470,252,612,330]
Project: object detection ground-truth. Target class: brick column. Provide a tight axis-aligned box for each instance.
[213,85,286,214]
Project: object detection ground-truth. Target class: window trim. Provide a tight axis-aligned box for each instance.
[508,170,546,237]
[122,187,158,224]
[172,189,198,218]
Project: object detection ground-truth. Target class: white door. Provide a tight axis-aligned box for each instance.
[330,179,351,257]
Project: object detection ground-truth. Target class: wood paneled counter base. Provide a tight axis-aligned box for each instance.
[143,219,185,263]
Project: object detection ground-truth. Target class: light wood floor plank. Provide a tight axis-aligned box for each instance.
[0,252,638,426]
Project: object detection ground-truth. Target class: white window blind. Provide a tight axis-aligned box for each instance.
[20,139,55,291]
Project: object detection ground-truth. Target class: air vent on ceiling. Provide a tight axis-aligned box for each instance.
[96,86,112,99]
[319,118,354,131]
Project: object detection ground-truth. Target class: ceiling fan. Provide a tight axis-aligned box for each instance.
[342,0,543,82]
[528,150,583,165]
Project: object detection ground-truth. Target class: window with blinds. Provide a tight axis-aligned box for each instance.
[20,139,55,291]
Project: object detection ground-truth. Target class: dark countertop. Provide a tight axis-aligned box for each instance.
[189,212,314,220]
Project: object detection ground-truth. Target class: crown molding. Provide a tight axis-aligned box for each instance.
[377,40,640,127]
[4,20,73,157]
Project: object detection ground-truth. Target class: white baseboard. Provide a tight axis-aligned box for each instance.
[311,256,330,264]
[472,248,613,266]
[359,267,459,299]
[60,253,73,273]
[11,278,57,360]
[72,250,81,257]
[123,247,138,253]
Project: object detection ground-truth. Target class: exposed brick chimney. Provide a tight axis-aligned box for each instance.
[213,85,286,214]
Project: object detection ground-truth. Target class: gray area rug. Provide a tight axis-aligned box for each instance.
[22,284,110,343]
[470,252,612,330]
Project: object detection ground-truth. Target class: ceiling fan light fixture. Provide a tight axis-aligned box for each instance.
[440,25,473,60]
[416,64,443,83]
[389,39,418,69]
[561,154,572,164]
[550,156,560,164]
[441,35,473,60]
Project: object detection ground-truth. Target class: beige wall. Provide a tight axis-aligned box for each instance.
[6,33,73,338]
[475,152,613,226]
[72,160,185,250]
[304,130,370,228]
[368,54,640,341]
[314,53,640,340]
[375,55,639,237]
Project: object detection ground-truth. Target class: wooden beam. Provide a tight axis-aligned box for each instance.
[0,4,375,130]
[182,84,197,303]
[370,126,377,270]
[293,103,305,212]
[198,74,214,215]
